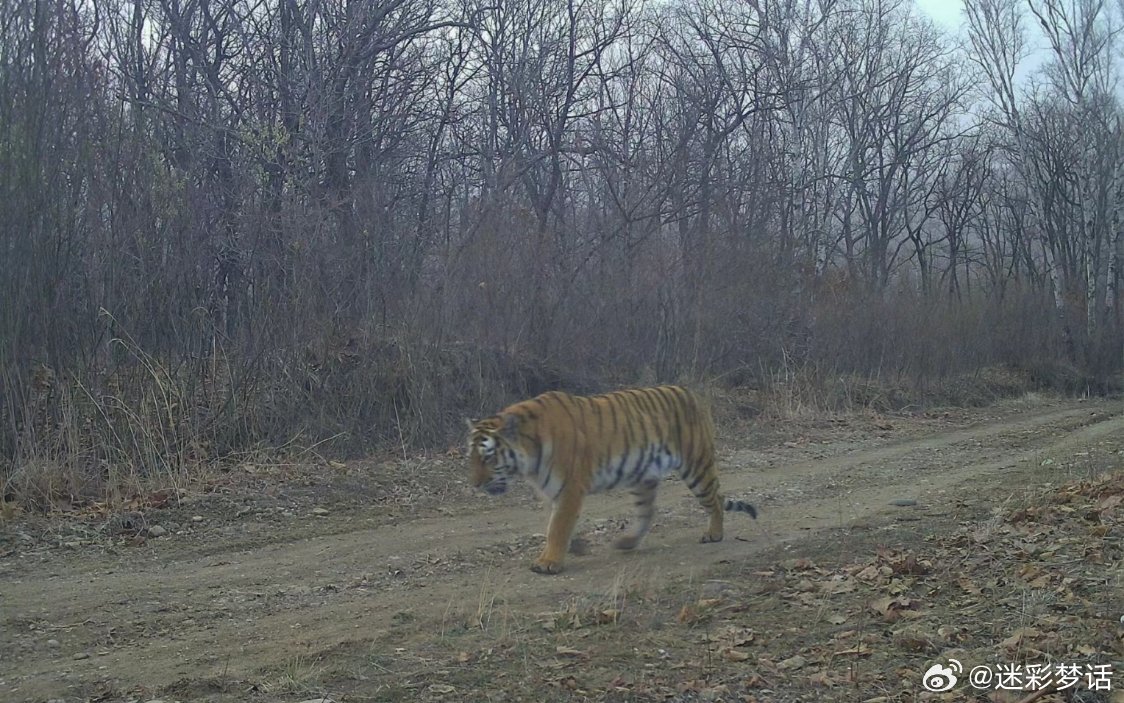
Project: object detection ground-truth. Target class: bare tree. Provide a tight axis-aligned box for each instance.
[830,0,970,291]
[5,0,1124,504]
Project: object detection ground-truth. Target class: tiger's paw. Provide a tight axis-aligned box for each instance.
[700,531,724,544]
[612,534,641,550]
[531,557,564,575]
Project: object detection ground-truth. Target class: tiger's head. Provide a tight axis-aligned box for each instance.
[466,414,522,496]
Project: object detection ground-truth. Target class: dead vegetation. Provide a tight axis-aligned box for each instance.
[4,0,1124,513]
[1,325,1098,514]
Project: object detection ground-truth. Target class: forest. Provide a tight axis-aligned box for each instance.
[2,0,1122,504]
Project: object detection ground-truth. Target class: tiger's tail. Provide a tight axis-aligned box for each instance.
[723,498,758,520]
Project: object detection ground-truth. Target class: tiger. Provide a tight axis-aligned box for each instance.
[466,385,758,574]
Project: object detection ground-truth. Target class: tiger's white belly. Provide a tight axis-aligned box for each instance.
[520,442,682,500]
[588,445,682,494]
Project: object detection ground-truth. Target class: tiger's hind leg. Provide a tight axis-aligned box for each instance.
[684,461,724,543]
[613,481,658,550]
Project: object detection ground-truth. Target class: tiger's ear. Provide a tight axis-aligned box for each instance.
[498,413,519,440]
[465,418,478,432]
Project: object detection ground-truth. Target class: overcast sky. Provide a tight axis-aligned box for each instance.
[915,0,965,29]
[914,0,1054,85]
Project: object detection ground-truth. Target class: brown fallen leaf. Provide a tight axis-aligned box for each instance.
[887,553,929,575]
[710,626,756,647]
[777,654,807,670]
[782,558,817,571]
[855,564,883,582]
[808,670,850,687]
[892,629,941,654]
[870,596,917,622]
[724,648,751,662]
[957,577,982,595]
[821,578,857,594]
[677,604,702,624]
[833,647,871,656]
[1000,626,1041,651]
[743,674,767,688]
[1097,494,1121,512]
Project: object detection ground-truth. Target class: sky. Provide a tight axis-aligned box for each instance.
[915,0,965,30]
[914,0,1052,84]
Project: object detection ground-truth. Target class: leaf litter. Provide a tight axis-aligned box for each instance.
[396,467,1124,702]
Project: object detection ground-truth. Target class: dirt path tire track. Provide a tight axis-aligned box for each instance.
[2,398,1121,700]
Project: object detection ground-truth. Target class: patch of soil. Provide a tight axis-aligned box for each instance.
[1,395,1122,702]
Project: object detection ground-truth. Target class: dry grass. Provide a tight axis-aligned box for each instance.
[0,351,1090,514]
[1,285,1113,514]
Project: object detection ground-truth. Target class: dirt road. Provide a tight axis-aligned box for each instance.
[2,395,1121,701]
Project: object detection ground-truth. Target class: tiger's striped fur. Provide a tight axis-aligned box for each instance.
[467,385,757,574]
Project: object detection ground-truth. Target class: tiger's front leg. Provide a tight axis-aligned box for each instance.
[532,488,584,575]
